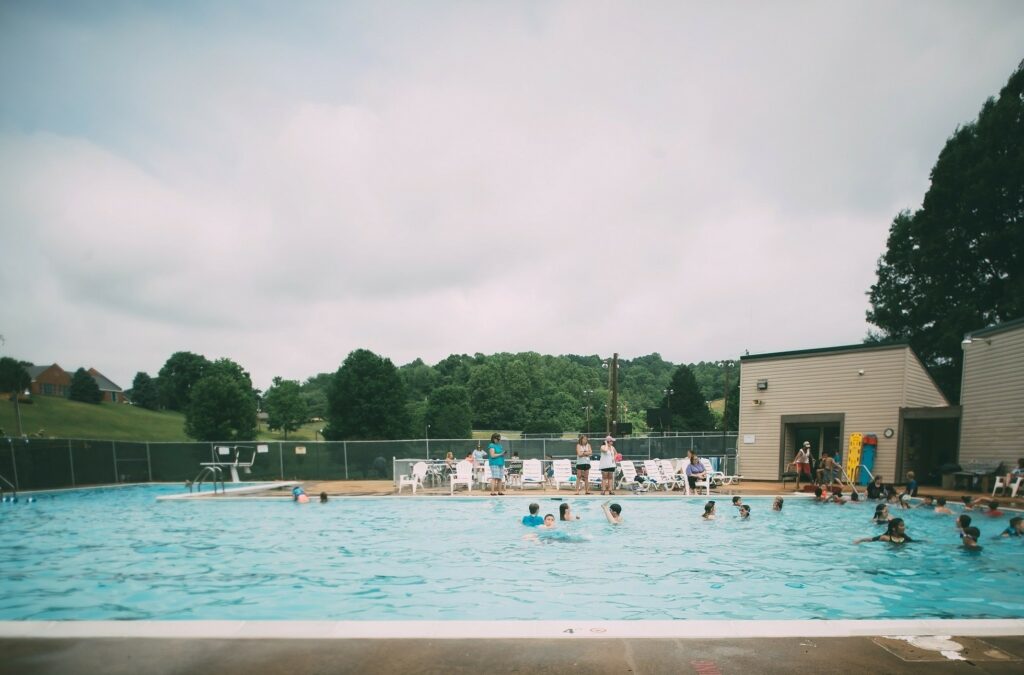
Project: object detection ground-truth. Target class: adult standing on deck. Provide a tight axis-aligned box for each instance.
[599,436,617,495]
[789,442,812,489]
[488,433,506,496]
[575,434,593,495]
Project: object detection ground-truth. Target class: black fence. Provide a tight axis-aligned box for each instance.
[0,433,739,492]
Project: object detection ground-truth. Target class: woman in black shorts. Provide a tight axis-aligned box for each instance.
[575,434,593,495]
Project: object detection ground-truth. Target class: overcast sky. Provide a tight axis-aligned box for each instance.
[1,1,1021,391]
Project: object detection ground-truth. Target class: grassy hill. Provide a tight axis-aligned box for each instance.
[0,396,189,441]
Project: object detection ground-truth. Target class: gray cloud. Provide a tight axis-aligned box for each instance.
[1,1,1022,390]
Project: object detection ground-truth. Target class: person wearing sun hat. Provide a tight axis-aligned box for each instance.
[788,441,812,489]
[599,435,618,495]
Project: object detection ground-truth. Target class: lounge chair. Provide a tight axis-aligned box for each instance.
[642,460,672,491]
[450,460,473,494]
[658,459,690,494]
[617,460,648,493]
[520,459,546,490]
[552,459,576,490]
[993,475,1023,498]
[398,461,428,494]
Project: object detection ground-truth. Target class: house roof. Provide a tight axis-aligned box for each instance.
[739,341,909,362]
[25,365,51,379]
[85,368,123,392]
[965,315,1024,340]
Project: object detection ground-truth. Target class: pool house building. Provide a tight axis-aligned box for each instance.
[736,342,952,485]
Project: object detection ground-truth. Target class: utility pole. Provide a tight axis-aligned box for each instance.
[722,361,734,461]
[607,353,619,436]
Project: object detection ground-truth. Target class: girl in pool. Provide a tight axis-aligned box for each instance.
[559,502,580,521]
[702,501,716,520]
[575,434,593,495]
[855,518,914,544]
[772,497,784,511]
[873,504,891,523]
[957,514,972,536]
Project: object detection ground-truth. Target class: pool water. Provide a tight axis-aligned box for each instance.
[1,485,1022,621]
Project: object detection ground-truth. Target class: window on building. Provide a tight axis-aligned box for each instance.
[43,383,54,395]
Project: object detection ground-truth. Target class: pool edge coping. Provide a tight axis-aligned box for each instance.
[3,619,1023,640]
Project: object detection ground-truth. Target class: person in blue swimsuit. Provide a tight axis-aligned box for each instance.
[487,433,505,495]
[1000,516,1023,537]
[522,502,543,526]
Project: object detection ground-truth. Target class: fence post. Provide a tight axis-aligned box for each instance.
[111,441,118,483]
[647,436,651,459]
[146,442,153,482]
[278,442,284,480]
[68,439,75,487]
[10,440,20,490]
[542,438,546,461]
[343,441,348,479]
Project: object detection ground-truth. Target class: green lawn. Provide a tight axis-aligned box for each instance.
[256,421,327,441]
[0,396,188,441]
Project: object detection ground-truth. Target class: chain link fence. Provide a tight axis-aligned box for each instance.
[0,433,738,492]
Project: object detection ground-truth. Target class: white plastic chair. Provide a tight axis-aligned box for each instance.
[398,461,428,494]
[450,460,473,494]
[552,459,576,490]
[993,475,1023,498]
[519,459,545,489]
[658,459,691,494]
[617,461,648,492]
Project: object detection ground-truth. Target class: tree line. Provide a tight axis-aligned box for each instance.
[111,350,740,442]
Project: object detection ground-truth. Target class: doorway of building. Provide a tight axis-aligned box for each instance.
[900,416,960,486]
[792,425,841,462]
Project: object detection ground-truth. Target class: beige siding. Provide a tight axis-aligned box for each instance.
[903,350,948,407]
[738,346,945,481]
[960,323,1024,467]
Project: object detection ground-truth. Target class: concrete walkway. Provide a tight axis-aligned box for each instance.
[3,636,1022,674]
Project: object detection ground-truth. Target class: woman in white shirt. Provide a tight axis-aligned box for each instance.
[575,435,593,495]
[599,436,617,495]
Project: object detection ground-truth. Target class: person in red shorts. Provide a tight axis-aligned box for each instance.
[788,441,812,488]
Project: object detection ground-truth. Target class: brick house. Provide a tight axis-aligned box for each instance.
[26,364,127,403]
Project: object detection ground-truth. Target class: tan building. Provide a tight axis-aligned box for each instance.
[737,343,951,483]
[958,316,1024,470]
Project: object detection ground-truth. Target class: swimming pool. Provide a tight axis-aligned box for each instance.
[1,485,1022,622]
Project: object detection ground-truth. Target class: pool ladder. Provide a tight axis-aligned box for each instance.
[190,466,225,494]
[0,471,15,501]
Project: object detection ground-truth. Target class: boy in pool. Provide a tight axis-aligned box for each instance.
[914,495,934,509]
[732,496,743,509]
[1000,516,1023,538]
[702,501,716,520]
[319,492,328,503]
[962,526,983,551]
[738,504,750,519]
[968,498,1005,517]
[957,514,972,535]
[522,503,543,527]
[772,497,784,511]
[934,497,953,514]
[602,501,623,525]
[292,486,309,503]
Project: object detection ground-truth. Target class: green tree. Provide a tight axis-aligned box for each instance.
[264,376,307,439]
[867,62,1024,400]
[398,358,438,402]
[158,351,210,411]
[69,368,102,404]
[299,372,332,419]
[130,372,160,410]
[184,359,257,441]
[425,384,472,439]
[0,356,32,436]
[662,365,714,431]
[324,349,409,440]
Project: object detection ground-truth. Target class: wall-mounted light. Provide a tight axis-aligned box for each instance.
[857,369,864,376]
[752,399,762,406]
[756,379,768,391]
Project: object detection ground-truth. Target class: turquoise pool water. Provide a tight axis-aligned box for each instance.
[1,485,1022,621]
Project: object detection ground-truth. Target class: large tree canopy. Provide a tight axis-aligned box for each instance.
[0,356,32,436]
[324,349,409,440]
[662,365,714,432]
[158,351,211,411]
[424,384,473,439]
[130,372,160,410]
[264,376,307,439]
[184,358,257,441]
[867,62,1024,400]
[69,368,102,404]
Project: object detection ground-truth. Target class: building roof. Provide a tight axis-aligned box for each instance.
[25,365,52,379]
[965,315,1024,340]
[86,368,123,392]
[739,341,909,362]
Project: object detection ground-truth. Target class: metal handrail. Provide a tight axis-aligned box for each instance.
[0,471,16,501]
[191,466,224,494]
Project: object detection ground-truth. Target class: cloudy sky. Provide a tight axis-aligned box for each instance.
[1,1,1021,391]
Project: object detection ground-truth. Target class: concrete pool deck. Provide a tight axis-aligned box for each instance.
[3,634,1023,674]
